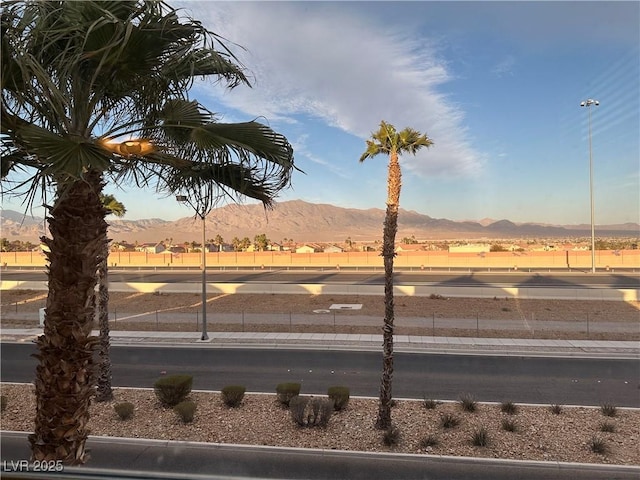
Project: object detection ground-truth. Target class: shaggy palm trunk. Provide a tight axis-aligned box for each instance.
[29,170,107,465]
[375,152,401,430]
[95,253,113,402]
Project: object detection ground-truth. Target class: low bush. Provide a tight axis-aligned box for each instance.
[419,434,439,448]
[0,395,7,412]
[501,418,518,432]
[423,398,438,410]
[549,404,563,415]
[174,400,197,424]
[276,382,301,407]
[440,413,460,429]
[221,385,246,408]
[459,394,477,413]
[599,421,616,433]
[114,402,134,420]
[471,427,489,447]
[600,403,617,418]
[290,396,333,428]
[588,435,608,454]
[154,374,193,407]
[500,401,518,415]
[327,386,350,411]
[382,426,401,447]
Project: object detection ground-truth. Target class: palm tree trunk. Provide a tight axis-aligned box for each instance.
[95,252,113,402]
[29,170,107,465]
[376,152,401,430]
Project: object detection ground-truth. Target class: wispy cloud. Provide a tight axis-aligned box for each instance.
[185,2,483,178]
[491,55,516,78]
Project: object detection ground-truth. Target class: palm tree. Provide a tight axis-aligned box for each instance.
[359,121,433,429]
[2,1,295,464]
[95,194,126,403]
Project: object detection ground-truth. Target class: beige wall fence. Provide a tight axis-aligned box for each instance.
[1,249,638,271]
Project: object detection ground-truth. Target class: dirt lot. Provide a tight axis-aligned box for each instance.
[2,290,638,340]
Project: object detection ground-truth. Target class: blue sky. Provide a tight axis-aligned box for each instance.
[3,1,639,226]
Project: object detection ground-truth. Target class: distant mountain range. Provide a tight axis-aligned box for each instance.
[2,200,638,243]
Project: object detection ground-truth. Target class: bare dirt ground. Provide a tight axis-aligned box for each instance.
[2,290,638,340]
[1,384,638,466]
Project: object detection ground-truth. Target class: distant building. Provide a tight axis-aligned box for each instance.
[323,244,344,253]
[448,244,490,253]
[295,244,322,254]
[135,242,165,254]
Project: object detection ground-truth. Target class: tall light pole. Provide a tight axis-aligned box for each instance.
[176,195,209,340]
[580,99,599,273]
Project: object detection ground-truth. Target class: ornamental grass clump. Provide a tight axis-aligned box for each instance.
[423,398,438,410]
[549,404,563,415]
[500,401,518,415]
[276,382,301,407]
[599,421,616,433]
[327,386,350,411]
[382,426,401,447]
[588,435,609,455]
[501,418,519,432]
[174,400,197,424]
[459,393,477,413]
[290,396,333,428]
[154,374,193,407]
[0,395,6,412]
[600,403,617,418]
[221,385,246,408]
[440,413,460,429]
[471,426,490,447]
[420,434,439,448]
[114,402,134,421]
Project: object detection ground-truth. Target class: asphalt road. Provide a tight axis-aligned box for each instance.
[2,432,639,480]
[3,344,638,406]
[3,270,640,288]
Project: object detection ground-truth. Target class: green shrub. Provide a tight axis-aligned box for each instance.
[154,374,193,407]
[600,403,617,417]
[276,382,301,407]
[114,402,134,420]
[382,426,401,447]
[440,413,460,429]
[420,434,439,448]
[501,418,518,432]
[500,401,518,415]
[290,396,333,428]
[588,435,608,454]
[174,400,197,423]
[327,386,350,411]
[459,393,477,413]
[423,398,438,410]
[0,395,7,412]
[221,385,246,408]
[599,421,616,433]
[471,427,489,447]
[549,404,563,415]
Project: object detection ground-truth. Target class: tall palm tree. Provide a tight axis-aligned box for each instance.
[2,0,295,464]
[359,121,433,430]
[95,194,126,403]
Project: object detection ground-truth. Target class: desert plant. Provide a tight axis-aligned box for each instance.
[600,403,618,417]
[276,382,301,407]
[419,434,439,448]
[382,426,401,447]
[549,404,563,415]
[423,398,438,410]
[599,421,616,433]
[289,396,333,428]
[459,394,477,413]
[327,386,350,411]
[471,427,490,447]
[154,374,193,407]
[1,395,7,412]
[500,401,518,415]
[113,402,134,421]
[440,413,460,429]
[501,418,519,432]
[588,435,609,454]
[221,385,246,408]
[174,400,197,424]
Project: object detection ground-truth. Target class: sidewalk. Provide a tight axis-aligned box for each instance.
[1,328,638,357]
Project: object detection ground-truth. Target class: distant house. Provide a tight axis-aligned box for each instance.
[167,246,186,254]
[323,244,343,253]
[396,244,425,253]
[135,242,165,254]
[295,243,322,254]
[267,242,284,252]
[111,241,135,252]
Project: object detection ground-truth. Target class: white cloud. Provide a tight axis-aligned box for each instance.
[184,2,483,178]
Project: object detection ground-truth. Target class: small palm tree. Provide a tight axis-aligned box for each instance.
[95,194,126,403]
[359,121,433,429]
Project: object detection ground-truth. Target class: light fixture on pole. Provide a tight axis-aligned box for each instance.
[176,195,209,341]
[580,99,599,274]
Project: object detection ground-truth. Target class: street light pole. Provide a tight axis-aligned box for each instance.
[580,99,599,273]
[177,195,209,340]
